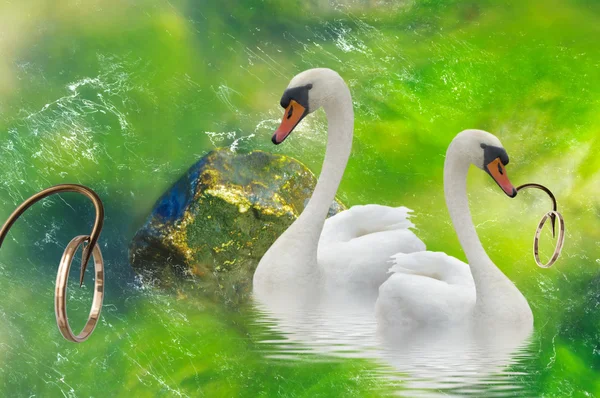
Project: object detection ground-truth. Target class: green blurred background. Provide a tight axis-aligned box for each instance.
[0,0,598,396]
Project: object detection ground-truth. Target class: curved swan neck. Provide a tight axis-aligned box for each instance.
[298,89,354,230]
[444,140,530,322]
[443,151,490,268]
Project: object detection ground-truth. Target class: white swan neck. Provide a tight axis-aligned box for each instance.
[259,84,354,283]
[443,152,490,269]
[444,142,531,323]
[299,92,354,230]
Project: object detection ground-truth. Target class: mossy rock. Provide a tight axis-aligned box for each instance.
[129,148,345,305]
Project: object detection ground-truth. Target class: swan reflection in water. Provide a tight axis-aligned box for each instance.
[252,291,534,397]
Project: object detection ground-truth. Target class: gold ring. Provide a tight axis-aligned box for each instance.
[55,235,104,342]
[533,210,565,269]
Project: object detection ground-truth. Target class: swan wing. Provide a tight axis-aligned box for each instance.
[375,251,476,329]
[320,205,418,245]
[318,205,426,296]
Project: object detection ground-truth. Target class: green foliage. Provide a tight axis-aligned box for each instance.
[0,0,598,395]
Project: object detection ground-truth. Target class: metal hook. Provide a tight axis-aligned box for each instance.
[0,184,104,287]
[516,183,558,238]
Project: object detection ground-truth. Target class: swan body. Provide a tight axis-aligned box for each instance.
[376,251,475,329]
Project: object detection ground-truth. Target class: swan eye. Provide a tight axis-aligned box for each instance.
[287,104,294,119]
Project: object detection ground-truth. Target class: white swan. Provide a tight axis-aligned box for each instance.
[253,68,424,301]
[376,129,533,330]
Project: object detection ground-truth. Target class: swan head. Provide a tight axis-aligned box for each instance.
[453,130,517,198]
[272,68,346,145]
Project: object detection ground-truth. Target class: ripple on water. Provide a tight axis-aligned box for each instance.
[251,299,537,397]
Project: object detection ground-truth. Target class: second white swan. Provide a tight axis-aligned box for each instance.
[376,129,533,330]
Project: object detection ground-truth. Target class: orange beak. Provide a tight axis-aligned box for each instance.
[485,158,517,197]
[272,100,308,145]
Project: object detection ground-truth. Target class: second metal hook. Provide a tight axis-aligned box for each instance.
[516,183,558,238]
[0,184,104,286]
